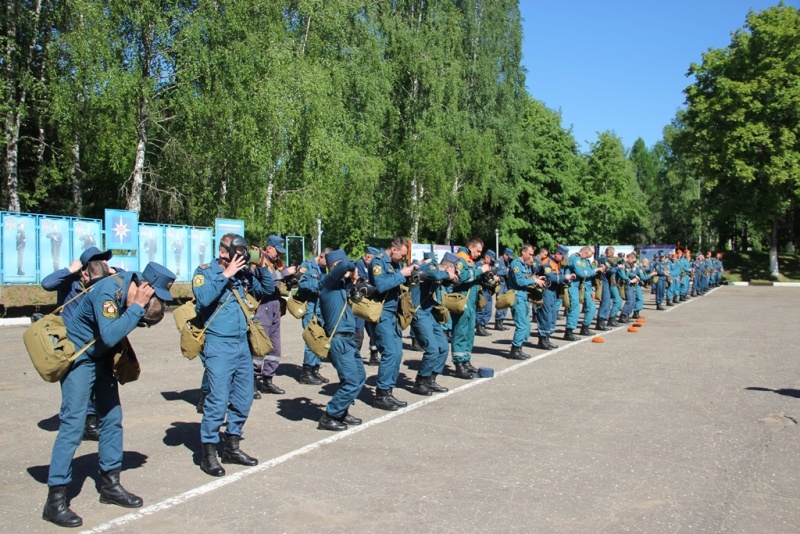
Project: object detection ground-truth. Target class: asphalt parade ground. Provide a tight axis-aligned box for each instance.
[2,285,799,533]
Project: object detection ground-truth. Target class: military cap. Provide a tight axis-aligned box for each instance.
[423,251,435,260]
[325,249,347,265]
[442,252,459,264]
[486,250,496,260]
[142,262,176,302]
[555,245,569,256]
[266,235,286,254]
[80,246,112,267]
[504,247,514,257]
[366,246,381,255]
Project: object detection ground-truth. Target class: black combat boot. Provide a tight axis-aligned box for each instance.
[200,443,225,477]
[98,468,143,508]
[537,336,554,350]
[411,374,433,396]
[318,412,347,431]
[221,434,258,466]
[313,365,329,384]
[196,392,207,413]
[463,360,480,375]
[83,414,99,441]
[453,362,476,379]
[253,377,262,400]
[409,337,423,352]
[579,325,594,336]
[386,389,407,407]
[428,373,449,393]
[475,324,490,337]
[373,388,399,411]
[340,411,362,425]
[680,295,687,302]
[563,328,578,341]
[367,348,381,366]
[607,316,620,327]
[42,485,83,528]
[618,314,630,323]
[256,375,284,395]
[665,299,673,306]
[298,364,324,385]
[632,310,640,319]
[508,345,531,360]
[595,318,610,331]
[656,303,665,311]
[495,319,510,331]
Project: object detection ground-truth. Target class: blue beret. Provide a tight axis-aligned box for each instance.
[366,246,381,255]
[80,246,112,267]
[266,235,286,253]
[325,249,347,265]
[442,252,459,264]
[423,251,435,260]
[486,250,496,260]
[556,245,569,256]
[504,247,514,257]
[142,262,176,302]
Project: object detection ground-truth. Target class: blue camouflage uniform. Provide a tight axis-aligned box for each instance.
[297,257,325,368]
[653,257,668,306]
[679,254,692,298]
[538,255,567,342]
[319,256,365,419]
[596,254,613,322]
[667,257,682,303]
[410,260,453,377]
[193,260,274,445]
[369,251,407,392]
[565,252,597,330]
[450,249,485,364]
[475,250,496,330]
[609,258,625,320]
[48,272,145,486]
[617,260,636,318]
[506,256,539,348]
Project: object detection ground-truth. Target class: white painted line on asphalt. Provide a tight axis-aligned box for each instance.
[80,295,702,533]
[663,286,719,313]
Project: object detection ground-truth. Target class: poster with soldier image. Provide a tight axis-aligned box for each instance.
[190,227,212,269]
[72,220,101,254]
[39,217,70,277]
[2,214,37,283]
[166,226,189,282]
[138,224,165,270]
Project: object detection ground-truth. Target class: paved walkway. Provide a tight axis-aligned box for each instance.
[2,286,799,533]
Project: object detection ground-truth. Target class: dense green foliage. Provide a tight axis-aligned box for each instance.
[2,1,799,263]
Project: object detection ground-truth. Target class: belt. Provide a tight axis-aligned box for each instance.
[334,332,354,338]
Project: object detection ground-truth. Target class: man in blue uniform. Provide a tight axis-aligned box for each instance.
[316,249,367,431]
[408,252,458,395]
[564,246,600,340]
[296,248,331,385]
[43,262,174,528]
[494,247,513,331]
[653,254,668,310]
[193,234,275,477]
[617,253,639,322]
[537,245,573,349]
[677,249,691,301]
[506,244,545,359]
[449,238,493,378]
[41,246,118,441]
[354,247,381,365]
[475,250,496,337]
[370,237,418,410]
[253,235,298,395]
[594,247,614,331]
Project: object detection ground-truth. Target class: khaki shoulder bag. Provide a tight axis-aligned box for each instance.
[302,302,347,359]
[230,284,273,358]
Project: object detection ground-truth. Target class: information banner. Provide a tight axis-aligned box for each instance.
[105,209,139,252]
[39,217,71,278]
[139,225,165,270]
[166,226,189,281]
[214,219,244,251]
[190,227,213,269]
[2,213,37,283]
[73,219,102,253]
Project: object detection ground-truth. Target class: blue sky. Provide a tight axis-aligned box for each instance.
[519,1,799,152]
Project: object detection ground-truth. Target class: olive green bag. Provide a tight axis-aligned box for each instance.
[302,303,347,359]
[495,290,516,310]
[442,287,472,314]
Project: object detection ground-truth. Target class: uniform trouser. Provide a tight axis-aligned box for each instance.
[495,284,509,321]
[580,282,596,326]
[655,279,666,304]
[411,311,449,376]
[354,316,366,351]
[254,302,281,377]
[326,336,366,418]
[476,289,493,326]
[511,294,532,347]
[49,354,122,486]
[451,301,477,363]
[668,277,680,300]
[634,284,644,312]
[621,285,635,315]
[681,275,689,296]
[537,289,557,337]
[302,306,323,367]
[375,311,403,390]
[597,279,611,319]
[609,285,623,317]
[201,337,254,443]
[565,285,581,329]
[365,320,377,350]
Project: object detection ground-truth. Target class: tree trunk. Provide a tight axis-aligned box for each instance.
[769,218,780,278]
[410,177,420,242]
[127,106,147,212]
[71,131,83,215]
[264,165,276,229]
[445,174,461,243]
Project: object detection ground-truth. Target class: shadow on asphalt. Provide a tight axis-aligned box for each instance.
[37,413,61,432]
[161,389,202,407]
[745,387,800,398]
[27,451,148,498]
